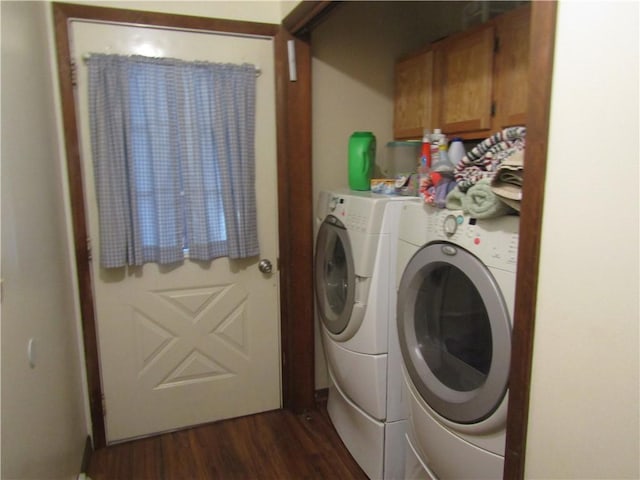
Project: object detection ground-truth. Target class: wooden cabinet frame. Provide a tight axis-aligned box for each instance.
[285,2,558,479]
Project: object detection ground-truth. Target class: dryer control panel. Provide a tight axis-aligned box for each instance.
[399,203,519,273]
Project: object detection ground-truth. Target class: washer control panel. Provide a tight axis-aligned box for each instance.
[322,191,395,235]
[331,196,372,233]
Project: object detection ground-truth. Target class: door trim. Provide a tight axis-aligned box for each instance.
[273,27,315,413]
[282,1,339,36]
[51,1,315,448]
[504,2,557,478]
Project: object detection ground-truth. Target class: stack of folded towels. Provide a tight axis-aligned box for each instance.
[445,126,526,219]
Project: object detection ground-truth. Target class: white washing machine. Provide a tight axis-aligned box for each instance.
[314,189,420,480]
[395,202,519,479]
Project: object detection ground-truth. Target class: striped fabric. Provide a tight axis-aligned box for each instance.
[87,54,258,267]
[453,126,526,192]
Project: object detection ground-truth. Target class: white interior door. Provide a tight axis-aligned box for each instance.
[71,20,281,443]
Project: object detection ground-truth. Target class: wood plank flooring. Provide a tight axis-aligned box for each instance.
[88,399,368,480]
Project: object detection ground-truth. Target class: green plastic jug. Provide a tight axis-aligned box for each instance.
[348,132,376,191]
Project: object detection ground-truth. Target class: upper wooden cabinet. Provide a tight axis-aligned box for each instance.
[394,48,434,140]
[434,23,496,136]
[393,4,531,140]
[493,5,531,130]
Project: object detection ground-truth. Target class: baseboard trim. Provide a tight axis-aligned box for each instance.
[80,435,93,474]
[315,388,329,404]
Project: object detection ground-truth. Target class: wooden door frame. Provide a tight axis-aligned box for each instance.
[503,2,557,477]
[283,1,558,479]
[51,2,315,449]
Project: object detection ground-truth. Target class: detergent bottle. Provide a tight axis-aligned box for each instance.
[448,137,466,167]
[348,132,376,190]
[419,129,432,174]
[432,133,455,172]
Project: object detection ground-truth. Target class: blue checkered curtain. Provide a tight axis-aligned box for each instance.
[87,54,259,267]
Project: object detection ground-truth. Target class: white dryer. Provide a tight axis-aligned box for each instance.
[395,202,519,479]
[314,189,419,480]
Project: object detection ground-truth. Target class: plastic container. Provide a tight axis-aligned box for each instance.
[448,137,466,167]
[432,143,454,172]
[430,128,443,166]
[348,131,376,191]
[382,141,421,177]
[419,129,432,173]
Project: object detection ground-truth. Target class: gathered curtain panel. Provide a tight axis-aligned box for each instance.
[87,53,259,268]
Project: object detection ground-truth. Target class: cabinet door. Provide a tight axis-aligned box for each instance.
[394,49,433,139]
[438,24,495,135]
[493,4,531,129]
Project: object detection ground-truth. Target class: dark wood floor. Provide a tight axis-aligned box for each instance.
[88,399,368,480]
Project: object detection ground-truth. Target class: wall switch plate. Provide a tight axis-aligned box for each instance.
[27,338,36,368]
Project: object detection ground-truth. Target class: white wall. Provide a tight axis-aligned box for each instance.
[5,1,636,476]
[280,1,300,20]
[0,1,285,477]
[310,1,471,388]
[311,3,409,386]
[311,1,471,198]
[525,1,639,478]
[1,2,88,478]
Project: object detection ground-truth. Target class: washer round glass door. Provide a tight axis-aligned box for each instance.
[315,215,355,334]
[397,242,512,424]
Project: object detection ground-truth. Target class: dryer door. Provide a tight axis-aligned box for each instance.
[397,242,511,424]
[315,215,355,334]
